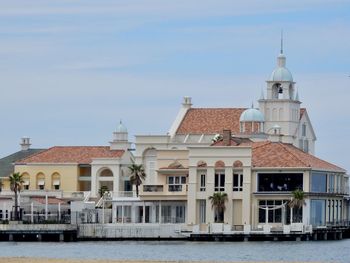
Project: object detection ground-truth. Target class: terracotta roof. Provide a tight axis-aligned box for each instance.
[176,108,246,135]
[211,137,252,147]
[16,146,124,164]
[252,142,345,172]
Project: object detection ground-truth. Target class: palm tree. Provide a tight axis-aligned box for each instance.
[128,163,146,197]
[209,192,228,223]
[289,189,306,223]
[9,172,24,221]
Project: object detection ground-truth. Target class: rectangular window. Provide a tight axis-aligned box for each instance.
[258,173,303,192]
[200,174,206,192]
[214,172,225,192]
[168,176,186,192]
[302,123,306,137]
[258,200,288,223]
[310,199,326,226]
[329,174,334,193]
[311,172,327,193]
[233,173,243,191]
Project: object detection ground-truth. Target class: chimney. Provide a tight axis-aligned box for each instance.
[20,137,31,151]
[182,96,192,109]
[222,130,231,146]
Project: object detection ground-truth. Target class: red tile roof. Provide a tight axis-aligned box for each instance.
[16,146,124,164]
[176,107,308,135]
[252,142,345,172]
[176,108,246,135]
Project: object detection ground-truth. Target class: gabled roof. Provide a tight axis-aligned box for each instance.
[16,146,124,165]
[252,141,345,172]
[176,108,246,135]
[0,149,45,178]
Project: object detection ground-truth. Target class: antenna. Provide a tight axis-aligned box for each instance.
[280,29,284,54]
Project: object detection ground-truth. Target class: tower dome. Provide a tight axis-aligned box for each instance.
[116,121,127,133]
[270,54,293,82]
[239,108,265,122]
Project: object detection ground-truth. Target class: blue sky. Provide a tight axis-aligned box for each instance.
[0,0,349,171]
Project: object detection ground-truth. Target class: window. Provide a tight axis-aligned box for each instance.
[329,174,334,193]
[175,206,186,223]
[200,174,206,192]
[258,200,289,223]
[311,172,327,193]
[233,173,243,191]
[0,210,2,220]
[258,173,303,192]
[168,176,186,192]
[214,172,225,192]
[310,199,326,226]
[302,123,307,137]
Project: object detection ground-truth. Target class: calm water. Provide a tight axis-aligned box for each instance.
[0,240,349,262]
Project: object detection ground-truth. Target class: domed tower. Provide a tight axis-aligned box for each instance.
[259,34,301,144]
[110,121,131,150]
[239,105,265,134]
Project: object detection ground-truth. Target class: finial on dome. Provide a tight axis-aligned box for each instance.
[280,29,284,54]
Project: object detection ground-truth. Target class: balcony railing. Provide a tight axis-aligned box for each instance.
[143,185,164,192]
[168,185,183,192]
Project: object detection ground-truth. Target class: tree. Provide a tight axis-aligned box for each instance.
[289,189,306,223]
[9,172,24,221]
[128,163,146,197]
[209,192,228,223]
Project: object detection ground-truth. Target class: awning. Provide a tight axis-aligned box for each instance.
[53,179,60,186]
[37,179,45,186]
[23,180,30,186]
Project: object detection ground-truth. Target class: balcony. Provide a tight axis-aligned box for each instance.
[143,185,164,192]
[112,191,139,201]
[0,190,89,200]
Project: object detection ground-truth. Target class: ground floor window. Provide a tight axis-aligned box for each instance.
[258,200,301,224]
[310,199,326,226]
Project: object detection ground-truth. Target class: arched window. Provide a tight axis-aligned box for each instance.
[51,173,61,190]
[215,161,225,168]
[36,173,45,190]
[21,173,30,190]
[197,161,207,168]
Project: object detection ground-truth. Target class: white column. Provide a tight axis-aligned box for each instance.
[113,165,120,194]
[91,166,98,198]
[122,204,124,224]
[187,167,197,224]
[142,202,146,223]
[31,202,34,223]
[206,167,215,224]
[131,203,136,223]
[58,202,61,222]
[242,167,251,225]
[45,194,48,220]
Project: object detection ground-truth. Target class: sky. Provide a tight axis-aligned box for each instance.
[0,0,349,171]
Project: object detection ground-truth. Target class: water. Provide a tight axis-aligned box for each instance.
[0,240,349,262]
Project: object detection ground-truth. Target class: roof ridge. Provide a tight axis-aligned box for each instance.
[278,143,309,167]
[191,107,247,110]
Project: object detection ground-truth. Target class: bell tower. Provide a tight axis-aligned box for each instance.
[259,33,301,144]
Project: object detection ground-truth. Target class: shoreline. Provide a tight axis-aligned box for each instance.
[0,258,328,263]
